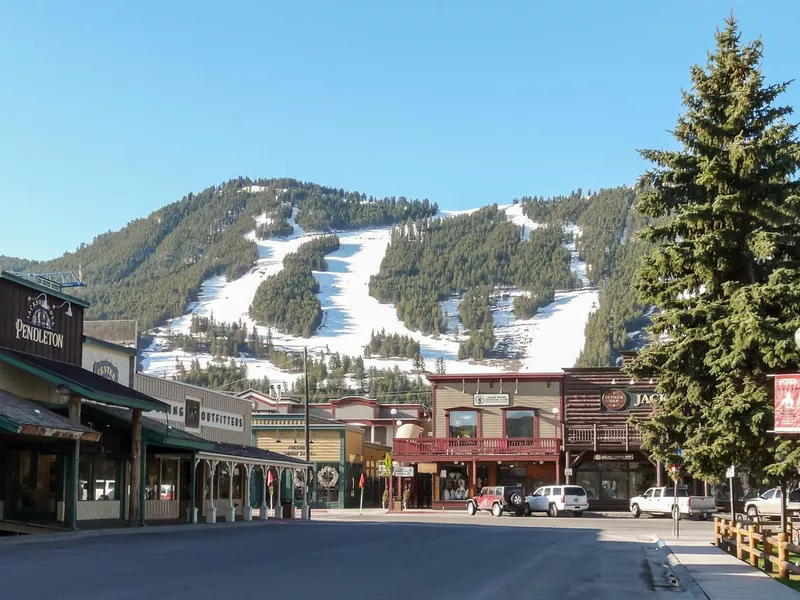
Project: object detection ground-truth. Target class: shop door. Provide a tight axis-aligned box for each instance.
[7,452,59,521]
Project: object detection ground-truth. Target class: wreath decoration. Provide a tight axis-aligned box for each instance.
[293,469,306,489]
[317,466,339,489]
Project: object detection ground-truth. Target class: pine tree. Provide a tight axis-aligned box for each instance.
[627,16,800,481]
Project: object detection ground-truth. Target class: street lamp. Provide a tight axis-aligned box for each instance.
[552,407,563,484]
[302,344,328,520]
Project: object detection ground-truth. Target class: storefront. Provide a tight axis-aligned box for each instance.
[563,362,660,510]
[0,271,171,530]
[391,373,563,509]
[251,412,388,509]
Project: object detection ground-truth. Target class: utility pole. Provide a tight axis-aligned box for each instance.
[303,346,310,520]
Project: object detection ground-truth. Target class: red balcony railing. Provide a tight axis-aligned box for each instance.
[392,437,560,458]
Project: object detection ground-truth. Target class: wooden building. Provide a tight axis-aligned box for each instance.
[0,272,308,533]
[563,355,661,510]
[251,412,390,509]
[392,372,563,509]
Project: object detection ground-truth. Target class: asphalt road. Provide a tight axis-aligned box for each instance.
[0,516,712,600]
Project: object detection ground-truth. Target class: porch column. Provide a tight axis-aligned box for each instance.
[138,436,147,527]
[656,460,663,487]
[275,467,284,519]
[129,408,143,527]
[207,460,218,523]
[370,426,375,443]
[189,457,198,524]
[243,465,253,521]
[556,454,561,485]
[260,465,269,520]
[67,394,81,530]
[225,462,235,522]
[565,451,571,484]
[471,460,477,498]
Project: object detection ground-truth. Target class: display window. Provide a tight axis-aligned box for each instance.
[440,466,469,501]
[448,411,478,438]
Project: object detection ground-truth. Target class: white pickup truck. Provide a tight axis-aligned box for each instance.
[630,486,716,520]
[743,488,800,520]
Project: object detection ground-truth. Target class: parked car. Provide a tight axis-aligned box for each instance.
[526,485,589,517]
[466,485,527,517]
[630,486,716,519]
[743,488,800,519]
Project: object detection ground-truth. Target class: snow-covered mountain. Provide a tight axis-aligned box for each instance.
[140,203,599,389]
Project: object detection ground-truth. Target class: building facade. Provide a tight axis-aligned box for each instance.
[0,272,307,534]
[392,373,563,509]
[563,359,660,510]
[250,412,390,509]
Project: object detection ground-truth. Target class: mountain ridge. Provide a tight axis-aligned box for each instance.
[3,176,651,393]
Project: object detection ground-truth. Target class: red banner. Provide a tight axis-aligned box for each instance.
[775,374,800,433]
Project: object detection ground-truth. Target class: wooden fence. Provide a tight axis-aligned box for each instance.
[715,516,800,579]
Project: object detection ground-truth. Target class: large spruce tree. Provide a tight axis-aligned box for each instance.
[628,16,800,481]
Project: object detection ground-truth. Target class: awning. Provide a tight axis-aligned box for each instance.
[0,389,100,441]
[0,347,168,412]
[196,442,310,469]
[80,403,215,452]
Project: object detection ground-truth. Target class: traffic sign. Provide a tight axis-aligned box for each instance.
[726,466,735,479]
[564,468,574,476]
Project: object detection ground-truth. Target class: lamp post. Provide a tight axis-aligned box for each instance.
[302,344,328,520]
[389,408,397,512]
[552,407,562,485]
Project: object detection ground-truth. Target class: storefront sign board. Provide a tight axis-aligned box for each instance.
[594,453,635,461]
[0,278,84,365]
[473,393,510,407]
[599,388,665,412]
[418,462,437,474]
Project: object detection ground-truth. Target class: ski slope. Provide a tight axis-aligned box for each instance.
[141,205,598,385]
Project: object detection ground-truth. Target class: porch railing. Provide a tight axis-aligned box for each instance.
[566,425,643,450]
[392,437,559,458]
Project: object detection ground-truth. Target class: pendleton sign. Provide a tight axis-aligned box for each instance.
[599,387,664,412]
[0,275,85,365]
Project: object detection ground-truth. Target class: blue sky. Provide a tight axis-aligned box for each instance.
[1,1,798,260]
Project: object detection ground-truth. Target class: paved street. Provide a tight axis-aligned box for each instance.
[0,515,714,600]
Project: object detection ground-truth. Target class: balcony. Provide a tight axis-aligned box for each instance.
[392,437,560,459]
[566,425,643,451]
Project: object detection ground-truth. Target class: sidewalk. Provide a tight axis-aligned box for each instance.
[0,517,309,548]
[662,538,800,599]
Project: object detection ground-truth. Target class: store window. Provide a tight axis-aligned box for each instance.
[80,456,117,501]
[161,459,178,500]
[448,411,478,438]
[440,465,469,501]
[218,464,231,499]
[498,466,526,487]
[146,459,160,500]
[505,410,536,438]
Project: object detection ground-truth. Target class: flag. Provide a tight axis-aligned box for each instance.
[359,473,365,489]
[267,470,274,486]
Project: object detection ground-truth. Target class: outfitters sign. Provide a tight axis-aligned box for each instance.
[599,388,664,412]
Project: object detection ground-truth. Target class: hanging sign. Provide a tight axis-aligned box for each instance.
[775,375,800,433]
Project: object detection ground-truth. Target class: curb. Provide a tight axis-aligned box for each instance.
[0,518,314,548]
[650,537,709,599]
